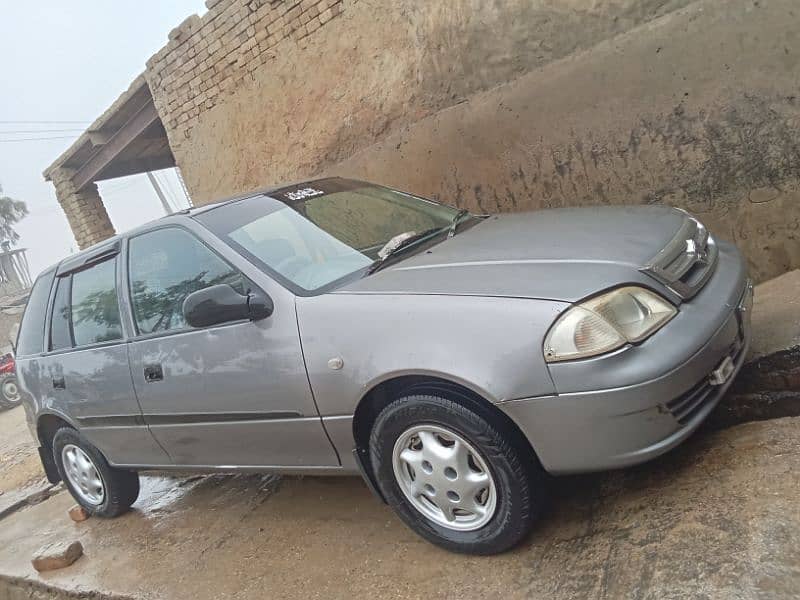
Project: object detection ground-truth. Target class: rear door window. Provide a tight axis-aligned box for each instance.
[15,268,56,357]
[70,259,123,346]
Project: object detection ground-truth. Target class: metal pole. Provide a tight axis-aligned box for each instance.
[147,171,173,214]
[175,167,193,207]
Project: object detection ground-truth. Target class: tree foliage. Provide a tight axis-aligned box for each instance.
[130,270,246,333]
[0,184,28,246]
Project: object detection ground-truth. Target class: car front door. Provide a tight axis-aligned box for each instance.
[123,224,338,468]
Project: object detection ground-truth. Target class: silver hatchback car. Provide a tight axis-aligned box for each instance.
[17,178,752,554]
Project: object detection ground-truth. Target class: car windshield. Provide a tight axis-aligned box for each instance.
[195,179,462,294]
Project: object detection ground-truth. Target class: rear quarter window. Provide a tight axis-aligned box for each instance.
[16,268,56,357]
[49,276,73,351]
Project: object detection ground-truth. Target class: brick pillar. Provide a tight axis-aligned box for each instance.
[50,168,115,250]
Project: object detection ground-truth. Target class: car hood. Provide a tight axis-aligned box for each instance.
[336,205,687,303]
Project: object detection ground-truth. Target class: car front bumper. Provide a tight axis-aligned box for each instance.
[500,241,752,474]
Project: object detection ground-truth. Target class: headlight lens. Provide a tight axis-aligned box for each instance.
[544,286,677,362]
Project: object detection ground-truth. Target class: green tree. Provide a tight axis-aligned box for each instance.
[0,184,28,246]
[130,270,247,333]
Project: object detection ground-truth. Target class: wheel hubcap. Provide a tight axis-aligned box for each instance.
[62,444,104,505]
[392,424,497,531]
[2,380,19,404]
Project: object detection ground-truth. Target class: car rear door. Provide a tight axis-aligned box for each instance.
[35,246,168,466]
[122,223,338,468]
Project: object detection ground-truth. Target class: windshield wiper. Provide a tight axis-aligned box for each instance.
[447,209,471,238]
[367,227,442,274]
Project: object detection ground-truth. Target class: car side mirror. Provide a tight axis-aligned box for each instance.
[182,284,273,328]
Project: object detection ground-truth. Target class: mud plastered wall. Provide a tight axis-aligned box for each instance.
[149,0,799,281]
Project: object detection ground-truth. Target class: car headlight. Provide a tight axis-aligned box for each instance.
[544,286,677,363]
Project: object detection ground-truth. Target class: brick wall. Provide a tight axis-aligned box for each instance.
[145,0,344,146]
[50,170,115,250]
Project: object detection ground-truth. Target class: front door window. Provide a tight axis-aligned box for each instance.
[127,227,247,335]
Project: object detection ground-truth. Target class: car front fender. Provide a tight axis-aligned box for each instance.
[297,293,568,417]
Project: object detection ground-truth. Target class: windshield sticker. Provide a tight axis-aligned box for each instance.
[283,187,325,201]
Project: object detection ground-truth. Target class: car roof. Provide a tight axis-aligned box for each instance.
[45,176,344,275]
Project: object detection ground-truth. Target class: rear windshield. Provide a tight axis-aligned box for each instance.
[16,268,56,357]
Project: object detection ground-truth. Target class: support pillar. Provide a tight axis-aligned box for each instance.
[50,168,115,250]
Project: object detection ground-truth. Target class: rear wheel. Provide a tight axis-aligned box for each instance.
[52,427,140,517]
[0,374,21,409]
[369,393,547,554]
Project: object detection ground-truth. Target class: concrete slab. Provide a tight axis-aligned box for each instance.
[711,270,800,429]
[0,480,60,521]
[748,269,800,361]
[1,417,799,599]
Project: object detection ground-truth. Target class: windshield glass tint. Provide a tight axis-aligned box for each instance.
[196,179,460,293]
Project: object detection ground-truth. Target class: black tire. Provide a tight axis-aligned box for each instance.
[0,374,21,409]
[369,393,547,555]
[51,427,140,517]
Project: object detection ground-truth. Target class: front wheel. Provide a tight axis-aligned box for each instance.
[52,427,140,517]
[0,374,21,409]
[369,393,547,554]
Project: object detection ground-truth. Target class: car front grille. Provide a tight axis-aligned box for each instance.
[665,334,746,425]
[642,216,718,299]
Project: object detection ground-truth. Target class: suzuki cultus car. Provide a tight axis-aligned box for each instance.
[17,178,752,554]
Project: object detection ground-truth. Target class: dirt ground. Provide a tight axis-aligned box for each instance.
[0,407,42,495]
[0,402,799,599]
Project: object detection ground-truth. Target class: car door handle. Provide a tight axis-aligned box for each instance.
[143,364,164,383]
[52,376,65,390]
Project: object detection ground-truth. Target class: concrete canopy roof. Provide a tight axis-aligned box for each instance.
[43,76,175,190]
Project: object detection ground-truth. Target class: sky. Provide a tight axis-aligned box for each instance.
[0,0,207,277]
